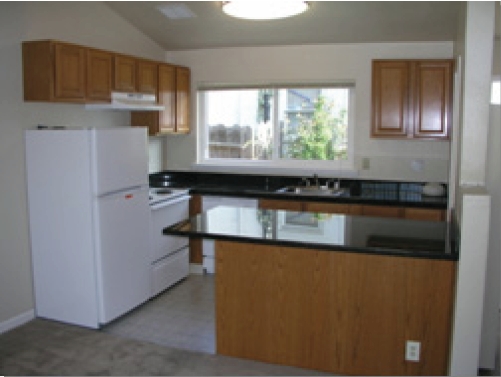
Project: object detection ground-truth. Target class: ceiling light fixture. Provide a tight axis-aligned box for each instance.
[221,1,309,21]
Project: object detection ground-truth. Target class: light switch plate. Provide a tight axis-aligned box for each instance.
[405,340,421,362]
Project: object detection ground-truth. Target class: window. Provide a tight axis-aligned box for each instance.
[491,79,500,105]
[198,84,354,170]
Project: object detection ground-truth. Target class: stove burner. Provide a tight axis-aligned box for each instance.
[149,187,190,207]
[155,189,173,196]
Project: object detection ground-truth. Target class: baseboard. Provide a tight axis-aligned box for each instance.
[189,263,204,275]
[0,309,35,334]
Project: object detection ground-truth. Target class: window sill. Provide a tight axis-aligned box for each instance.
[192,161,359,178]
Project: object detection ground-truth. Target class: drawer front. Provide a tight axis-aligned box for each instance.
[150,198,189,262]
[151,247,189,297]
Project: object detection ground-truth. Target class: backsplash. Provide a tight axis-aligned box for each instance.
[148,137,163,173]
[355,155,450,183]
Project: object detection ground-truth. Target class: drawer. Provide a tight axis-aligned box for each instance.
[150,197,189,262]
[151,247,189,297]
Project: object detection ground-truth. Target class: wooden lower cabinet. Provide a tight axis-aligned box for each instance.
[304,201,362,215]
[362,204,403,218]
[189,195,203,264]
[259,198,445,221]
[258,198,302,211]
[216,240,455,376]
[404,207,445,221]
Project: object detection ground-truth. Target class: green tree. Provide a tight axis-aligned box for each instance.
[287,95,347,160]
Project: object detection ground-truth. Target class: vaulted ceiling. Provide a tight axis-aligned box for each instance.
[105,1,464,51]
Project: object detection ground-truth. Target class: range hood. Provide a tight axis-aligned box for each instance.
[85,92,165,111]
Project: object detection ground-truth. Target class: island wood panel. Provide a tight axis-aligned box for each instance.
[189,195,203,264]
[216,240,455,376]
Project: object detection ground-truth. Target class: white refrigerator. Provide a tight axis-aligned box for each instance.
[25,127,150,329]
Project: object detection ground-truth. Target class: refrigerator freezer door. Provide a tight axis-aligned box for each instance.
[25,129,100,328]
[92,128,148,196]
[94,186,150,324]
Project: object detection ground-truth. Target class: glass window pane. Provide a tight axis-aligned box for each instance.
[279,88,349,161]
[204,89,274,160]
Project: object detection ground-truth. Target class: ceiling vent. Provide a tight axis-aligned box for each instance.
[157,3,197,19]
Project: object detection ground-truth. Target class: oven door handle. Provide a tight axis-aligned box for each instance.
[150,195,191,210]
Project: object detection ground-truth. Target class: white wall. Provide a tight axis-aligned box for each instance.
[0,2,165,326]
[449,2,497,374]
[164,42,453,182]
[480,4,501,368]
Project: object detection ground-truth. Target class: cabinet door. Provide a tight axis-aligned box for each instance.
[130,112,158,136]
[371,61,410,138]
[176,66,191,133]
[189,195,203,264]
[54,43,86,100]
[412,61,452,139]
[137,60,158,94]
[304,202,362,215]
[403,207,445,222]
[114,55,136,92]
[259,199,303,211]
[158,64,176,133]
[86,49,112,101]
[362,205,403,218]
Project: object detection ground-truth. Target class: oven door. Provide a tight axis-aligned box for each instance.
[150,195,190,263]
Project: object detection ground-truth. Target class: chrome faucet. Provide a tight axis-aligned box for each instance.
[313,174,319,188]
[327,178,341,190]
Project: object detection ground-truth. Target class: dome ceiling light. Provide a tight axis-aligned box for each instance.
[221,1,310,21]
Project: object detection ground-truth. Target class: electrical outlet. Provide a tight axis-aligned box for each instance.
[405,341,421,362]
[362,157,370,170]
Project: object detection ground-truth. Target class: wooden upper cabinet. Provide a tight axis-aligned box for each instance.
[54,43,86,100]
[131,64,175,135]
[131,64,191,135]
[113,55,136,92]
[412,61,452,139]
[114,56,158,94]
[175,66,191,133]
[136,59,158,94]
[371,60,410,138]
[23,40,86,102]
[22,40,191,123]
[86,49,112,102]
[158,64,176,133]
[371,59,453,140]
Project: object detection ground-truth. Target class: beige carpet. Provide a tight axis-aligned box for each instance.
[0,319,329,376]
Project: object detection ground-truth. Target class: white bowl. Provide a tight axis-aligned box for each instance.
[422,183,445,197]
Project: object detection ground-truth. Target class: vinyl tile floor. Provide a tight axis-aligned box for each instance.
[0,274,329,375]
[102,274,216,354]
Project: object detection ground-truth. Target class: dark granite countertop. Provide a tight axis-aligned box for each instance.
[150,171,448,209]
[163,206,457,261]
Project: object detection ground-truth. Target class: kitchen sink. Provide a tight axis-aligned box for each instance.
[275,186,346,196]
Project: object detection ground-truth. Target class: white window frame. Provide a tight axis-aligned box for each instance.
[196,83,356,175]
[491,77,500,105]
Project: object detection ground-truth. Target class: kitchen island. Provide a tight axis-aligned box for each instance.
[164,206,457,376]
